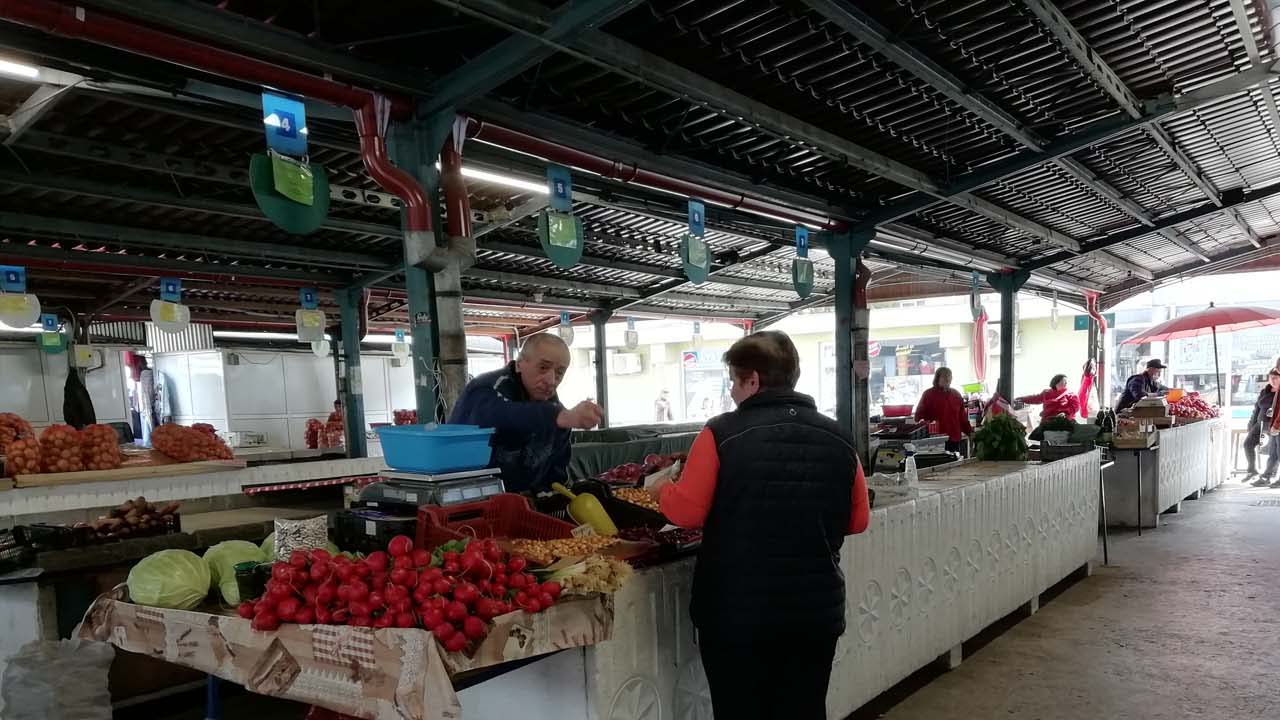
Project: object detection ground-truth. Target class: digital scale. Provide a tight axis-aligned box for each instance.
[356,467,505,511]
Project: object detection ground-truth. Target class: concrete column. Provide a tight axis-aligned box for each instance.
[987,270,1030,399]
[592,311,611,428]
[336,288,367,457]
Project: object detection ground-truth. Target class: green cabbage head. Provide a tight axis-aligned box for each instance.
[203,540,264,605]
[127,549,211,610]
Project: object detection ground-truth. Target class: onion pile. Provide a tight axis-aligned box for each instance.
[0,413,34,455]
[151,423,235,462]
[191,423,219,438]
[393,409,418,426]
[40,424,84,473]
[304,418,323,449]
[81,424,124,471]
[5,438,41,476]
[321,420,344,449]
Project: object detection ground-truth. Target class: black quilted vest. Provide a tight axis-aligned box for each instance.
[691,390,854,639]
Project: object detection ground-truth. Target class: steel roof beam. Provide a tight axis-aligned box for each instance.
[1226,208,1265,248]
[420,0,641,117]
[465,267,642,297]
[3,84,69,146]
[802,0,1043,147]
[0,242,347,284]
[15,130,403,211]
[0,212,396,269]
[1102,243,1279,308]
[0,169,401,238]
[1144,125,1222,206]
[1024,181,1280,271]
[1019,0,1143,119]
[1054,157,1155,226]
[1157,228,1212,263]
[607,244,783,313]
[1228,0,1280,155]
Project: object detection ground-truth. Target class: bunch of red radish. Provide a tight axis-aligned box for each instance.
[239,535,562,654]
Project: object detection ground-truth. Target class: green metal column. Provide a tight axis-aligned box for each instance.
[592,311,611,428]
[833,231,873,464]
[389,121,444,422]
[987,270,1030,399]
[336,288,367,458]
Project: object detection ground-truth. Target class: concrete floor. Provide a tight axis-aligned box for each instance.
[866,479,1280,720]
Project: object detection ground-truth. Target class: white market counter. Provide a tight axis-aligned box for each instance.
[462,452,1101,719]
[1103,418,1229,528]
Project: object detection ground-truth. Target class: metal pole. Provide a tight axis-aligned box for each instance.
[986,270,1030,399]
[833,231,873,464]
[337,288,368,458]
[592,311,611,428]
[1212,325,1223,407]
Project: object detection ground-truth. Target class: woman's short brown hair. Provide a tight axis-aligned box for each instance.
[723,331,800,390]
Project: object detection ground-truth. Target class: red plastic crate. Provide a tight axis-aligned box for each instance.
[882,404,915,418]
[415,493,574,550]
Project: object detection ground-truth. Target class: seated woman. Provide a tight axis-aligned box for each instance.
[649,330,870,720]
[1019,374,1081,422]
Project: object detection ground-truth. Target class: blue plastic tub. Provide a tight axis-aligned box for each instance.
[375,424,496,474]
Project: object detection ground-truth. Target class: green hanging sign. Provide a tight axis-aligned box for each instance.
[681,233,709,285]
[271,151,315,206]
[792,226,814,298]
[538,209,584,268]
[249,153,331,235]
[792,258,814,299]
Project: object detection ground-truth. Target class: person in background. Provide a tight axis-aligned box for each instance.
[915,367,973,454]
[649,331,870,720]
[1246,369,1280,487]
[450,334,603,493]
[653,389,674,422]
[1115,359,1168,412]
[1018,374,1081,422]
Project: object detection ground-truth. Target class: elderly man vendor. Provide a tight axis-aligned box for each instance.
[450,334,603,493]
[1115,358,1169,412]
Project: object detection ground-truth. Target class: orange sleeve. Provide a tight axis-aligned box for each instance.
[658,427,719,528]
[848,460,870,535]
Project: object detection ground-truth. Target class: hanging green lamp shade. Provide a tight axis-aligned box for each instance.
[249,153,331,235]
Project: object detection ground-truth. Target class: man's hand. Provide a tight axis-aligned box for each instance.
[557,400,604,430]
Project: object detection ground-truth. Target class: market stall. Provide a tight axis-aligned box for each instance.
[1104,418,1230,529]
[15,447,1100,720]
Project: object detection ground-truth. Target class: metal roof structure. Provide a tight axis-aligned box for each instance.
[1,0,1279,336]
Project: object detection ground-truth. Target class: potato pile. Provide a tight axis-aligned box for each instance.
[0,413,34,455]
[40,424,85,474]
[614,488,661,512]
[151,423,234,462]
[78,496,180,541]
[511,536,620,565]
[82,424,124,471]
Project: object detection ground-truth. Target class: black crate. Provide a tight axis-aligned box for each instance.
[334,509,418,555]
[535,479,668,530]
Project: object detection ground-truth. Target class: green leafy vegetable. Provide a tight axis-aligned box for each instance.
[973,414,1029,461]
[127,549,211,610]
[203,540,264,605]
[1041,416,1076,432]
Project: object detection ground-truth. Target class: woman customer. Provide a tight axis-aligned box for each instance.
[915,367,973,454]
[1247,369,1280,487]
[649,331,871,720]
[1018,374,1082,421]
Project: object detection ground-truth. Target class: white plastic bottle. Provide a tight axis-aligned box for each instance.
[902,448,919,489]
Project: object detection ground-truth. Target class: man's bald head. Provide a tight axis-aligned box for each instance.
[515,333,572,401]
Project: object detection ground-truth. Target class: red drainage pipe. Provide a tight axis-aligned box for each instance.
[0,0,430,232]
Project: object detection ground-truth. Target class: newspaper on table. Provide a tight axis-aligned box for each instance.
[77,586,613,720]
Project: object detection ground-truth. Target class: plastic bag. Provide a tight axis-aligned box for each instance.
[1,639,114,720]
[272,515,328,562]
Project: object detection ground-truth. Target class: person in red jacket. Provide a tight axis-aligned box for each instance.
[650,331,869,720]
[915,367,973,454]
[1018,374,1081,422]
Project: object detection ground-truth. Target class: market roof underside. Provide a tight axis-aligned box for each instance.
[1,0,1280,336]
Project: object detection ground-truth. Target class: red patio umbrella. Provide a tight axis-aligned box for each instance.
[1122,303,1280,405]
